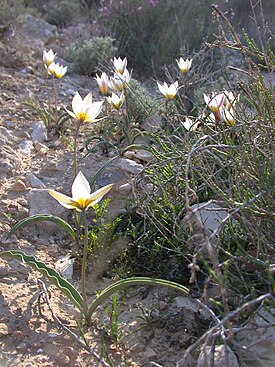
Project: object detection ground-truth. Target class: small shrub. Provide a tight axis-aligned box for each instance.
[67,37,117,76]
[45,0,85,27]
[96,0,215,72]
[126,79,157,127]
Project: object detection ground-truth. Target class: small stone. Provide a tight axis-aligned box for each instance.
[55,256,75,280]
[118,183,132,195]
[130,342,146,353]
[17,131,31,139]
[0,126,13,140]
[197,345,239,367]
[63,346,76,359]
[16,342,28,353]
[26,173,45,189]
[0,263,10,277]
[31,121,47,143]
[65,89,75,96]
[18,140,33,155]
[55,354,70,366]
[140,346,156,364]
[0,323,9,337]
[10,180,26,192]
[117,158,143,174]
[13,330,24,341]
[159,301,169,310]
[34,142,48,155]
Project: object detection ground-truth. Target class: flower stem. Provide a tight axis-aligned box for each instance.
[53,76,58,128]
[73,120,82,178]
[81,210,89,315]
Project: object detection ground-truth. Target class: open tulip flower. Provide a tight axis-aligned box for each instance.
[66,91,104,123]
[176,58,192,74]
[43,49,56,67]
[109,74,124,92]
[54,63,67,79]
[109,68,131,92]
[95,72,109,95]
[182,117,200,131]
[157,81,179,100]
[203,92,226,114]
[106,92,125,110]
[47,61,56,76]
[48,171,113,212]
[112,56,127,74]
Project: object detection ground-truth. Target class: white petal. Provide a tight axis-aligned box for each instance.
[86,184,114,209]
[72,171,90,200]
[83,92,93,110]
[157,82,166,96]
[48,190,76,209]
[72,92,83,116]
[86,101,104,121]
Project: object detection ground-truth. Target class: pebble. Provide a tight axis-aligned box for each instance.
[118,182,132,195]
[0,264,10,277]
[18,140,33,155]
[117,158,143,174]
[10,180,26,192]
[16,342,28,353]
[13,330,24,341]
[26,173,45,189]
[31,121,48,143]
[130,342,146,353]
[55,354,70,366]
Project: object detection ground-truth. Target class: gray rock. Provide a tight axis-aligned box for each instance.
[118,182,132,195]
[26,173,46,189]
[117,158,143,174]
[31,121,47,142]
[65,89,76,96]
[28,189,68,233]
[17,14,57,44]
[0,126,13,140]
[10,180,26,192]
[197,345,239,367]
[235,306,275,367]
[183,202,231,236]
[18,140,33,155]
[55,256,75,280]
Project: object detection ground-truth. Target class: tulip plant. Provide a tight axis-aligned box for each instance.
[0,64,189,330]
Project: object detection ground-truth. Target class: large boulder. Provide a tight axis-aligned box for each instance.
[16,14,57,45]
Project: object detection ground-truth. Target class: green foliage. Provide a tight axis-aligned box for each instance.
[126,79,157,127]
[0,0,25,23]
[6,214,77,241]
[96,0,214,71]
[67,37,117,76]
[23,100,70,132]
[45,0,86,27]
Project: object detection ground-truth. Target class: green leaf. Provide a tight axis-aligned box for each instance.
[0,250,84,311]
[87,276,189,320]
[6,214,76,241]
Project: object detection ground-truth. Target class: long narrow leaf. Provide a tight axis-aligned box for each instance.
[87,277,189,320]
[6,214,76,241]
[0,250,84,310]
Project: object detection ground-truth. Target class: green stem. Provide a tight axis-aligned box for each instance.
[81,210,89,315]
[73,119,82,253]
[73,120,82,178]
[53,76,58,127]
[46,71,51,129]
